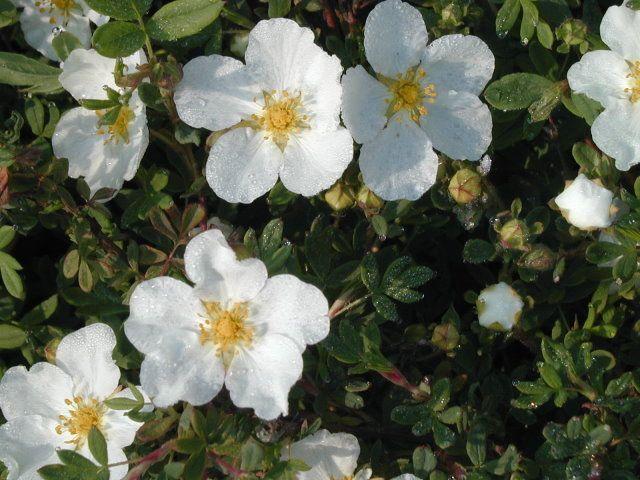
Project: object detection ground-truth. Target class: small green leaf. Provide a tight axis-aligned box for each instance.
[0,52,62,94]
[485,73,554,111]
[52,32,83,61]
[0,324,27,349]
[495,0,521,36]
[88,427,108,466]
[92,21,146,58]
[0,225,15,249]
[1,264,23,299]
[85,0,152,20]
[78,260,94,292]
[25,97,45,135]
[146,0,224,41]
[268,0,291,17]
[361,254,380,291]
[463,239,495,264]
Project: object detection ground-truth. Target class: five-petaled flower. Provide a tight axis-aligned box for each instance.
[341,0,495,201]
[10,0,107,61]
[52,48,149,199]
[124,229,330,420]
[0,323,149,480]
[174,18,353,204]
[567,3,640,171]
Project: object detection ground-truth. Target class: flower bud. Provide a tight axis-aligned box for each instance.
[325,181,355,211]
[554,174,614,230]
[45,337,61,364]
[477,282,523,331]
[431,323,460,351]
[499,219,528,250]
[448,169,482,204]
[356,185,384,211]
[518,244,556,271]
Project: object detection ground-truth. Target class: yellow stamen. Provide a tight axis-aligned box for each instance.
[199,301,253,363]
[56,397,106,448]
[37,0,76,25]
[96,105,135,144]
[625,61,640,103]
[380,67,437,125]
[250,91,309,150]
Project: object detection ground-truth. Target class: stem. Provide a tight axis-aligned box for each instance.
[328,294,371,319]
[378,366,427,400]
[121,440,177,480]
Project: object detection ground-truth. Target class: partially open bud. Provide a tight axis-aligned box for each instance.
[448,169,482,204]
[477,282,523,331]
[356,185,384,211]
[325,181,355,211]
[45,337,61,364]
[499,219,528,250]
[554,174,614,230]
[431,323,460,351]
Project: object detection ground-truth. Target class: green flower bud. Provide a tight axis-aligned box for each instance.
[324,181,355,211]
[518,244,556,271]
[499,219,528,250]
[45,337,61,364]
[448,168,482,204]
[356,185,384,211]
[431,323,460,351]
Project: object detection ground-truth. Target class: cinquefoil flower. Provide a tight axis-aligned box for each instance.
[477,282,523,331]
[341,0,494,201]
[11,0,107,61]
[174,18,353,204]
[554,174,615,230]
[0,323,148,480]
[124,229,330,420]
[281,429,421,480]
[567,3,640,171]
[52,48,149,198]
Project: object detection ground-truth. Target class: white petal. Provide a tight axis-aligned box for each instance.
[0,363,73,421]
[249,274,329,349]
[0,415,64,480]
[341,65,389,144]
[600,5,640,61]
[55,323,120,400]
[591,102,640,171]
[175,55,261,131]
[554,174,615,230]
[101,407,142,449]
[567,50,632,109]
[421,89,492,161]
[359,117,438,201]
[19,7,91,61]
[281,429,360,480]
[477,282,523,331]
[298,52,343,132]
[226,334,303,420]
[76,0,109,25]
[52,99,148,197]
[421,34,494,95]
[205,127,282,203]
[139,335,225,408]
[364,0,427,77]
[354,468,373,480]
[184,229,268,303]
[391,475,422,480]
[60,48,117,100]
[125,276,204,354]
[280,128,353,196]
[77,442,129,480]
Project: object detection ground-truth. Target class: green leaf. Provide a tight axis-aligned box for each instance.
[536,21,554,48]
[495,0,521,36]
[52,32,83,61]
[539,363,563,389]
[463,239,495,264]
[259,218,284,258]
[85,0,152,20]
[25,97,45,135]
[585,241,627,264]
[466,421,487,466]
[78,260,94,292]
[0,225,15,249]
[92,21,146,58]
[372,294,398,321]
[432,420,456,448]
[88,428,108,466]
[0,324,27,349]
[0,0,18,28]
[0,52,62,94]
[612,252,637,280]
[63,249,80,278]
[146,0,224,41]
[485,73,554,111]
[361,254,380,291]
[413,446,437,476]
[103,396,141,410]
[182,448,206,480]
[268,0,290,17]
[1,264,23,299]
[21,294,58,326]
[519,0,538,44]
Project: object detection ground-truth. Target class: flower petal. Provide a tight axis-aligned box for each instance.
[175,55,261,131]
[421,34,494,95]
[421,89,492,161]
[280,127,353,196]
[226,334,303,420]
[591,101,640,171]
[554,174,615,230]
[600,5,640,61]
[0,363,73,421]
[359,117,438,201]
[281,429,360,480]
[55,323,120,400]
[139,335,225,408]
[0,415,64,480]
[364,0,427,77]
[205,127,282,204]
[101,407,143,449]
[249,274,329,349]
[341,65,389,144]
[77,442,129,480]
[184,229,268,303]
[125,276,204,354]
[567,50,632,109]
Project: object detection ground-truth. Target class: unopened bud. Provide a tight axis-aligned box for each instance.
[325,182,355,211]
[431,323,460,351]
[499,219,528,250]
[477,282,523,331]
[45,337,61,364]
[448,169,482,204]
[518,244,556,271]
[356,185,384,211]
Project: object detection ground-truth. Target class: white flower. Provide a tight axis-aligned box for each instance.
[174,18,353,204]
[52,48,149,199]
[477,282,523,331]
[340,0,494,201]
[567,3,640,171]
[124,229,330,420]
[281,429,421,480]
[0,323,149,480]
[554,174,615,230]
[11,0,107,61]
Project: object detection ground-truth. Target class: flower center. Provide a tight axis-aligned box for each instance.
[381,67,437,124]
[199,301,253,359]
[625,61,640,103]
[55,397,106,448]
[251,91,309,150]
[35,0,76,25]
[96,106,135,144]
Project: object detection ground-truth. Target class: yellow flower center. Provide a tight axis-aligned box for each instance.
[35,0,76,25]
[381,67,437,124]
[96,106,135,144]
[626,61,640,103]
[251,91,309,150]
[55,397,106,448]
[199,301,253,360]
